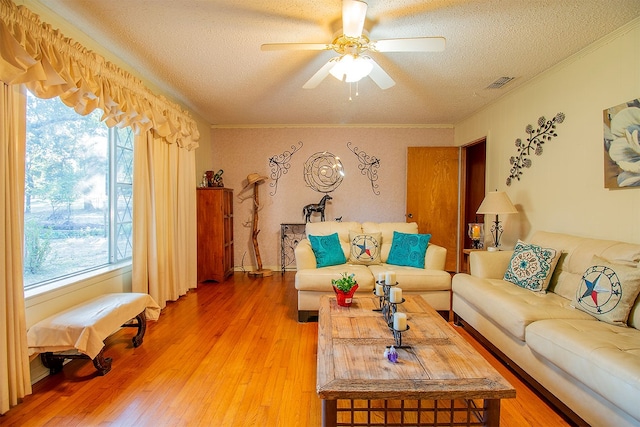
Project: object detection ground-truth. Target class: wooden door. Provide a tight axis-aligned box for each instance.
[406,147,459,272]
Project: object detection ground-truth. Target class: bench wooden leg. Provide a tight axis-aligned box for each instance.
[122,311,146,347]
[92,348,112,376]
[41,352,65,375]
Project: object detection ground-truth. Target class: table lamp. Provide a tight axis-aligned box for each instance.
[476,191,518,251]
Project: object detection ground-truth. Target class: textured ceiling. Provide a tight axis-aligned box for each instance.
[37,0,640,126]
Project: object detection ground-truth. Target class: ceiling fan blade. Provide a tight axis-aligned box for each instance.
[303,59,338,89]
[261,43,331,51]
[342,0,367,38]
[367,58,395,90]
[372,37,446,52]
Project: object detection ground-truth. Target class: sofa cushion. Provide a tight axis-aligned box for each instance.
[295,264,375,292]
[387,231,431,268]
[368,264,451,292]
[308,233,347,268]
[526,318,640,421]
[452,274,594,341]
[572,255,640,326]
[504,240,560,293]
[348,231,382,265]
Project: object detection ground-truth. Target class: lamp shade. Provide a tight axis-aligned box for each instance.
[476,191,518,215]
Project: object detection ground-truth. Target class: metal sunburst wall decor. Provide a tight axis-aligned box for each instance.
[303,151,344,193]
[268,141,303,196]
[506,112,566,186]
[347,142,381,195]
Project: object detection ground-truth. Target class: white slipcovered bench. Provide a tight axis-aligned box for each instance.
[27,293,161,376]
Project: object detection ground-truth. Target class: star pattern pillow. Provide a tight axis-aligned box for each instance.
[308,233,347,268]
[572,255,640,326]
[503,240,560,293]
[348,231,382,265]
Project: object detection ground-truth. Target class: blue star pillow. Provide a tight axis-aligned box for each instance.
[308,233,347,268]
[386,231,431,269]
[572,255,640,326]
[348,231,382,265]
[503,240,560,293]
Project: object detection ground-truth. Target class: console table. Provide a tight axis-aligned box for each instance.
[280,223,306,272]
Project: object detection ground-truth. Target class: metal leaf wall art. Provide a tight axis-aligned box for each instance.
[347,142,380,195]
[506,112,565,186]
[268,141,303,196]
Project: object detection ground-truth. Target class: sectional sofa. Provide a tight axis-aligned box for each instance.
[452,231,640,427]
[294,221,451,322]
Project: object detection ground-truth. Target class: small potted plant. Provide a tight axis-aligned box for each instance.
[332,272,359,307]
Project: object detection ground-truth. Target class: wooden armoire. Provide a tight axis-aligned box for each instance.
[197,187,234,282]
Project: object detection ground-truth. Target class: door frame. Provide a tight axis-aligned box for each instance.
[458,138,487,272]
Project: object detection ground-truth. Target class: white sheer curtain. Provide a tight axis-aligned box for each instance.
[0,82,31,414]
[0,0,199,412]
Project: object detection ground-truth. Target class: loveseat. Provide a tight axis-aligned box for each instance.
[295,221,451,322]
[452,231,640,426]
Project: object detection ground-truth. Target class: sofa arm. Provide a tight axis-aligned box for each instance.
[469,250,513,279]
[295,239,317,270]
[424,244,446,270]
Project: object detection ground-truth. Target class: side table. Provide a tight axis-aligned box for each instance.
[462,248,484,273]
[281,223,306,272]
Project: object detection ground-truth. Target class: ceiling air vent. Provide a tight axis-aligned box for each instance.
[486,76,514,89]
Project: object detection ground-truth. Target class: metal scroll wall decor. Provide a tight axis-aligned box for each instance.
[268,141,303,196]
[347,142,380,195]
[303,151,344,193]
[506,112,566,186]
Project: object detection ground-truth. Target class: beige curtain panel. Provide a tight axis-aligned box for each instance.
[0,0,199,414]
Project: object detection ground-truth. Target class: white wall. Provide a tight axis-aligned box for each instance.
[206,126,454,271]
[455,18,640,246]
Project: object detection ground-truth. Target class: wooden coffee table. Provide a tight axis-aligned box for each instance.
[317,295,515,427]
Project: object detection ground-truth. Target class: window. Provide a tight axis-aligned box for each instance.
[24,92,133,289]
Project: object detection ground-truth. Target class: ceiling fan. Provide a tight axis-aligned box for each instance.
[261,0,445,90]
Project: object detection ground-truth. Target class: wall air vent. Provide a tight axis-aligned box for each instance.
[486,76,514,89]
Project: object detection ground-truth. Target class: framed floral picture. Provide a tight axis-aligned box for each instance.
[603,98,640,188]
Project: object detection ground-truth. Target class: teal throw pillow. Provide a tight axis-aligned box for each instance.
[503,240,560,293]
[309,233,347,268]
[387,231,431,268]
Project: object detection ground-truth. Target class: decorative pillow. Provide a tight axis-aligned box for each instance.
[348,231,382,265]
[308,233,346,268]
[572,255,640,326]
[386,231,431,269]
[503,240,560,292]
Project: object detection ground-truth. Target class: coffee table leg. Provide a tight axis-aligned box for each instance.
[322,399,337,427]
[483,399,501,427]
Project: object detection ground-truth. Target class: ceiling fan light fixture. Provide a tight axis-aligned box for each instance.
[329,54,373,83]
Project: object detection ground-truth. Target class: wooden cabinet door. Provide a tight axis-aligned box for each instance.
[406,147,459,272]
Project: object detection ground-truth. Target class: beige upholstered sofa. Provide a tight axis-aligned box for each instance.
[452,231,640,427]
[295,221,451,322]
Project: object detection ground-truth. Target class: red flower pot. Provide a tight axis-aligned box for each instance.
[333,284,358,307]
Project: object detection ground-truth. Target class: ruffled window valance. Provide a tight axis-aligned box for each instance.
[0,0,199,148]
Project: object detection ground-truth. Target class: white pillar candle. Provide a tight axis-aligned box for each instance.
[385,271,396,285]
[393,312,407,331]
[389,287,402,303]
[375,283,384,296]
[377,272,385,283]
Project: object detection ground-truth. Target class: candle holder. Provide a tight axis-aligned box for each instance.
[390,324,410,348]
[468,223,484,249]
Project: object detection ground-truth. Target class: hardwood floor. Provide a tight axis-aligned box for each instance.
[2,273,573,426]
